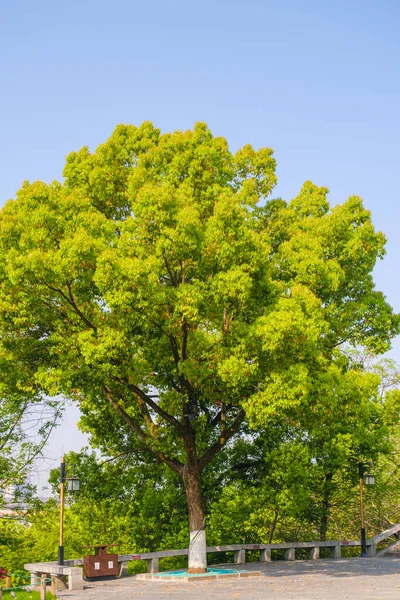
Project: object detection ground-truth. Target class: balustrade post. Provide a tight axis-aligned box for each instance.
[260,548,271,562]
[284,548,295,561]
[147,558,159,573]
[234,549,246,564]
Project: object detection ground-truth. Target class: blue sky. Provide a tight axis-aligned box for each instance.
[1,0,399,481]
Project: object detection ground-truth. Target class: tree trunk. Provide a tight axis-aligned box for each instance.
[269,508,279,544]
[182,459,207,573]
[319,472,333,541]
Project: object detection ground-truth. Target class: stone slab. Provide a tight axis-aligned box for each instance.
[24,563,83,591]
[55,557,400,600]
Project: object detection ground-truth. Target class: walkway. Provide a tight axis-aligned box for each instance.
[57,558,400,600]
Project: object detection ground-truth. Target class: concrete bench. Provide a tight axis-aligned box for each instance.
[24,562,84,591]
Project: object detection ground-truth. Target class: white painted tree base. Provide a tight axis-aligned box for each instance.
[188,529,207,571]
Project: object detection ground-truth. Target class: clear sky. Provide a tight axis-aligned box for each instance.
[1,0,399,486]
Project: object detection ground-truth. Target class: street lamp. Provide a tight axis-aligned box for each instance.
[67,476,81,492]
[365,473,375,486]
[58,456,80,565]
[358,460,375,557]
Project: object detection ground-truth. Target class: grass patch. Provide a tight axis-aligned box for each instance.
[2,591,55,599]
[158,556,188,572]
[207,551,234,565]
[340,546,362,558]
[127,560,147,574]
[246,550,262,563]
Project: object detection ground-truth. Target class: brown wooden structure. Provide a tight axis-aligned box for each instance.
[83,544,119,579]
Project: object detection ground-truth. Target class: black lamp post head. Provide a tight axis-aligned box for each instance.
[66,475,80,492]
[358,461,375,484]
[365,473,375,486]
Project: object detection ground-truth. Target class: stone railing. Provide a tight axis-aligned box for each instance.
[24,540,342,588]
[26,532,393,591]
[24,562,84,591]
[369,523,400,557]
[116,541,344,575]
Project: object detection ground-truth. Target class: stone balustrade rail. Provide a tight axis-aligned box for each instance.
[25,530,399,592]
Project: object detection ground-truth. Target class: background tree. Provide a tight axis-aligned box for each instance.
[0,392,61,502]
[1,355,399,574]
[0,122,397,571]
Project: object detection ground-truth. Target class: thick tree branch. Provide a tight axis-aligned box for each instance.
[66,282,97,331]
[209,409,222,427]
[326,335,352,349]
[39,298,76,328]
[198,407,246,470]
[162,253,177,287]
[102,386,183,474]
[166,329,196,422]
[181,321,188,361]
[99,446,158,465]
[221,401,227,437]
[102,385,148,440]
[135,395,158,437]
[44,282,96,331]
[223,308,229,334]
[110,376,186,434]
[168,334,181,369]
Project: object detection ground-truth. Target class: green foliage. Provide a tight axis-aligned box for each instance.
[0,123,398,566]
[0,123,397,472]
[2,592,54,600]
[0,449,190,573]
[2,356,400,573]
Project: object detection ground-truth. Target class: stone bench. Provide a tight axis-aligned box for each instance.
[24,562,84,591]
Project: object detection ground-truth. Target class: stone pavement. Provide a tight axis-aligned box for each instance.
[57,558,400,600]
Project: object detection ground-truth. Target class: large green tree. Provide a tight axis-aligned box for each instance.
[0,123,397,571]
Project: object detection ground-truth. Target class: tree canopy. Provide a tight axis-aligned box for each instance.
[0,122,398,569]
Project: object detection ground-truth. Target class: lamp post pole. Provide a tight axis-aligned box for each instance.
[57,456,79,565]
[358,461,367,557]
[58,456,66,565]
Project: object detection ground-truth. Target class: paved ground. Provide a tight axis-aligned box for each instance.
[58,558,400,600]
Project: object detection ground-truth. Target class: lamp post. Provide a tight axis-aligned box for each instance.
[58,456,80,565]
[358,460,375,557]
